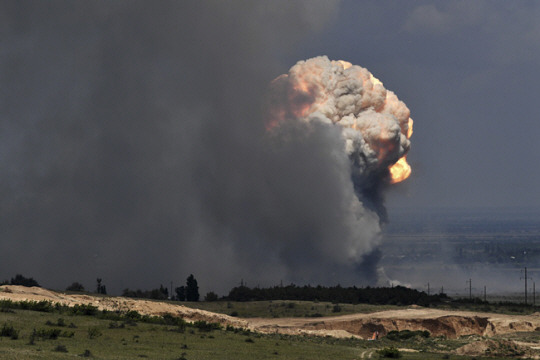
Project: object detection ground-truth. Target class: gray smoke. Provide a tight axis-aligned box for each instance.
[0,1,406,295]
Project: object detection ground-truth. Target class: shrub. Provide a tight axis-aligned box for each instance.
[46,318,66,327]
[16,300,54,312]
[81,349,92,357]
[125,310,142,320]
[386,330,430,341]
[287,302,296,309]
[205,291,219,302]
[28,330,36,345]
[162,313,186,328]
[109,321,125,329]
[332,304,342,313]
[193,320,221,332]
[54,344,68,352]
[66,282,85,292]
[0,300,14,312]
[88,327,102,339]
[71,304,98,316]
[0,323,18,339]
[377,347,402,358]
[10,274,40,287]
[61,330,74,338]
[34,328,61,340]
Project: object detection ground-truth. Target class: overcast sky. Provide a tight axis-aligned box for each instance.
[1,1,539,294]
[307,0,540,210]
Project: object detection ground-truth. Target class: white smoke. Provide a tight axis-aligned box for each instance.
[269,56,412,177]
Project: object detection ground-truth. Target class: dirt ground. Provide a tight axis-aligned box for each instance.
[2,284,540,356]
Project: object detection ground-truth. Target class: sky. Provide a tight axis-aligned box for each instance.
[305,0,540,210]
[1,1,539,295]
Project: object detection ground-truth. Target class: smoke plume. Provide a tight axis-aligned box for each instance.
[1,2,412,294]
[265,56,413,282]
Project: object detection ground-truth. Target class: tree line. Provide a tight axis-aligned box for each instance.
[3,273,449,306]
[122,274,200,302]
[0,274,40,288]
[226,283,447,306]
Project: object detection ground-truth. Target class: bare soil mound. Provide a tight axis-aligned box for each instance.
[247,307,540,340]
[0,285,247,328]
[456,339,528,357]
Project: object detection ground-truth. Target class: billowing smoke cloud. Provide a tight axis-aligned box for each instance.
[265,56,413,282]
[268,56,413,219]
[1,1,411,295]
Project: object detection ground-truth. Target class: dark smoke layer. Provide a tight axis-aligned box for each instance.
[1,1,409,294]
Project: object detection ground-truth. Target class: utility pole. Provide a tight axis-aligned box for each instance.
[466,279,472,300]
[521,267,531,305]
[484,286,486,303]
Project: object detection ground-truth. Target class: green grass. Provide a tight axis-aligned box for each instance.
[178,297,540,318]
[181,299,405,318]
[0,304,531,360]
[0,308,369,359]
[1,296,538,360]
[432,301,539,315]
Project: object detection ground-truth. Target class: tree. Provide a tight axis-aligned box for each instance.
[10,274,40,287]
[159,284,169,298]
[175,286,186,301]
[205,291,218,302]
[96,278,107,294]
[185,274,199,302]
[66,282,85,292]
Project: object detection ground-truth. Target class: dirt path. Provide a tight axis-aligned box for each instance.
[2,285,540,340]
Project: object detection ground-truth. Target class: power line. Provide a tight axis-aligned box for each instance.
[466,279,472,300]
[521,267,532,305]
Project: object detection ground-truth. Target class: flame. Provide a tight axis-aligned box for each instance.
[407,117,413,138]
[389,156,411,184]
[388,118,413,184]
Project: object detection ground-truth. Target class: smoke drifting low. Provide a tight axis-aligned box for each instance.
[1,2,411,294]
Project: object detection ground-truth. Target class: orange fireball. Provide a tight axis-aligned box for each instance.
[388,118,413,184]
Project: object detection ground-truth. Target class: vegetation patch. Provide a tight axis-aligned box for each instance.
[0,323,18,339]
[377,346,402,358]
[386,330,430,341]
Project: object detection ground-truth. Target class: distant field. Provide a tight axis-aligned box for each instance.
[0,306,523,360]
[180,300,405,318]
[179,298,540,318]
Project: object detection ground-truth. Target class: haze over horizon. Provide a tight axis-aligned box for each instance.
[2,1,539,295]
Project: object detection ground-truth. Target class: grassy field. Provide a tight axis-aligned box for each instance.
[0,301,534,359]
[181,299,405,318]
[180,298,540,318]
